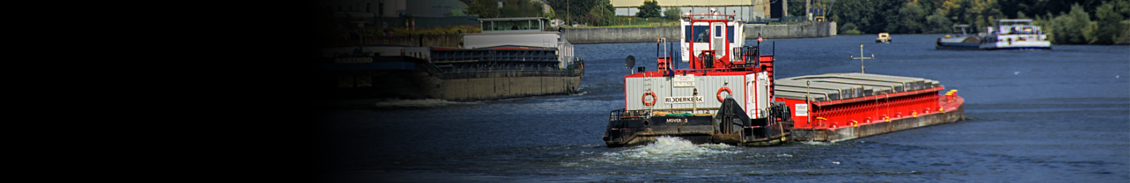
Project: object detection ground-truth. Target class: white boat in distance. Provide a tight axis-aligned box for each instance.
[979,19,1051,50]
[875,32,891,43]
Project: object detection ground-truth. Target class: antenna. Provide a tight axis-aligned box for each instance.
[849,44,874,73]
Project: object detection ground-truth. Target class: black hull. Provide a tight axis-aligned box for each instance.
[316,56,444,102]
[602,98,792,147]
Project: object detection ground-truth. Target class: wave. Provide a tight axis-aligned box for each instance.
[595,136,739,162]
[373,99,480,108]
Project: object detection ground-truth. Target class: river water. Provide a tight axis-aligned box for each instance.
[313,34,1130,182]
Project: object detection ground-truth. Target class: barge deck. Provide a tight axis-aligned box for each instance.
[774,73,965,142]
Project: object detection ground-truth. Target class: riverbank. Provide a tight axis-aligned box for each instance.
[562,22,836,44]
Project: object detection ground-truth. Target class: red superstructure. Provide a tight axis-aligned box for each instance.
[603,10,790,147]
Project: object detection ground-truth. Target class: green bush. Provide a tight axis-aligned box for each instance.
[636,0,661,18]
[664,7,682,21]
[839,22,862,35]
[1091,1,1125,44]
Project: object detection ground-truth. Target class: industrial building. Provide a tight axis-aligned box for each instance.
[609,0,788,21]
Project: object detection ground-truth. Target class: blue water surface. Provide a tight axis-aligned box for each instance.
[315,34,1130,182]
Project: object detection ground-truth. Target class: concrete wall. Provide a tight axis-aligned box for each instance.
[563,27,679,44]
[443,75,583,101]
[330,22,836,47]
[744,21,836,39]
[562,22,836,44]
[615,6,768,21]
[325,34,463,48]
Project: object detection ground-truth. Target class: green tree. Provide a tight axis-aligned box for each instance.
[833,0,874,33]
[588,0,613,26]
[1090,1,1124,44]
[840,22,863,34]
[896,2,928,33]
[546,6,555,18]
[528,1,547,17]
[1067,3,1093,44]
[1040,12,1062,43]
[500,4,521,17]
[636,0,661,18]
[1042,3,1091,44]
[926,9,954,33]
[789,1,805,17]
[966,0,1003,31]
[466,0,499,18]
[547,0,610,24]
[664,7,683,20]
[498,0,545,17]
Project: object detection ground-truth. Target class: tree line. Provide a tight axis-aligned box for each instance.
[466,0,549,19]
[810,0,1128,44]
[468,0,1128,44]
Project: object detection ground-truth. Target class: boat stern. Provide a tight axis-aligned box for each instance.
[603,98,793,147]
[603,109,716,147]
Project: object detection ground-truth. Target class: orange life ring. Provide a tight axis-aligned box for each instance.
[642,91,657,106]
[716,87,732,102]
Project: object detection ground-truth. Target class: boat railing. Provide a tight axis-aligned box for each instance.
[609,109,625,121]
[739,46,761,67]
[441,65,582,79]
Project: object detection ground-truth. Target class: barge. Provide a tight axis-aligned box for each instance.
[319,17,583,102]
[318,46,444,100]
[601,10,965,146]
[774,73,965,142]
[936,25,981,50]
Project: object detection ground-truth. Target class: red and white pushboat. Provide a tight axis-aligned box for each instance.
[602,10,966,147]
[603,10,790,147]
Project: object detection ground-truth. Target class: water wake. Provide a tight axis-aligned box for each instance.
[596,136,738,162]
[798,141,836,146]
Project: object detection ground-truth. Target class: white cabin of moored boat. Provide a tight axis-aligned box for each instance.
[979,19,1050,50]
[462,17,576,69]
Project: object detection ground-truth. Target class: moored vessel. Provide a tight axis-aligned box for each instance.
[318,17,583,103]
[319,46,444,100]
[432,17,584,101]
[936,24,981,50]
[979,19,1051,50]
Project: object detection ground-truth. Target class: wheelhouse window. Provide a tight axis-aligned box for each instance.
[685,26,710,43]
[727,26,734,43]
[714,26,722,37]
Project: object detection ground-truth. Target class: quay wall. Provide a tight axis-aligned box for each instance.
[562,22,837,44]
[325,34,463,48]
[442,74,582,101]
[322,22,836,47]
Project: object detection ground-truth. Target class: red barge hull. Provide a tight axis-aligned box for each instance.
[791,96,964,142]
[774,73,966,142]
